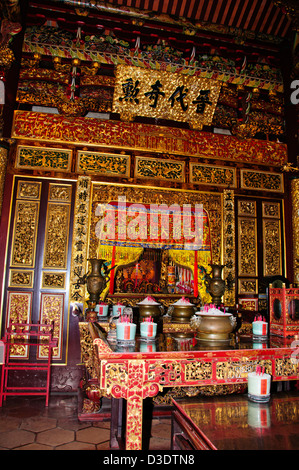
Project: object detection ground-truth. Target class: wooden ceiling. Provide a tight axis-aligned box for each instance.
[0,0,295,38]
[99,0,293,38]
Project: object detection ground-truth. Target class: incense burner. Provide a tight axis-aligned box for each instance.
[191,312,236,342]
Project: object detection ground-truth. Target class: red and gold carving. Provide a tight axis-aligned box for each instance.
[6,292,32,357]
[239,298,258,311]
[39,293,64,359]
[12,110,287,167]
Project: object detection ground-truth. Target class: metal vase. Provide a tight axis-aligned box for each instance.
[86,258,107,305]
[206,264,226,305]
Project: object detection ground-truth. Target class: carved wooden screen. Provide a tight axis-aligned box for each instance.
[237,197,284,311]
[1,176,76,365]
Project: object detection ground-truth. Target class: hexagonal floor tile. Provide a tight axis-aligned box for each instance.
[56,441,96,450]
[57,417,91,431]
[0,429,35,449]
[96,440,111,450]
[21,416,57,433]
[15,443,53,450]
[76,426,110,445]
[0,416,21,432]
[36,427,74,447]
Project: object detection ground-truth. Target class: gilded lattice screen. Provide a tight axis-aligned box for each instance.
[4,177,74,361]
[237,198,283,303]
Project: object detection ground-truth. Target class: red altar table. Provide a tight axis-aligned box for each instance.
[82,322,299,450]
[171,391,299,450]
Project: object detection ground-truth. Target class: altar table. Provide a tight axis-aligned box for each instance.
[85,323,299,450]
[171,391,299,450]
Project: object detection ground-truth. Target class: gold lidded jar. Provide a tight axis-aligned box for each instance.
[137,296,162,323]
[171,297,196,324]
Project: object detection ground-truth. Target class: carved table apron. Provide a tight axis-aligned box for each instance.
[93,336,299,450]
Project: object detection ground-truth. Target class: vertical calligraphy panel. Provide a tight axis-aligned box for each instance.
[70,176,91,303]
[292,179,299,284]
[223,190,235,306]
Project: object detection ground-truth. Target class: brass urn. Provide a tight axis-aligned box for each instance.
[191,312,236,342]
[170,297,196,324]
[137,297,162,323]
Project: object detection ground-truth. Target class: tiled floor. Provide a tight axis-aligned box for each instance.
[0,394,172,450]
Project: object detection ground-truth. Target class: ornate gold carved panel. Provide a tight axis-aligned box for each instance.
[42,272,66,289]
[238,200,256,217]
[216,359,272,380]
[238,279,258,295]
[39,293,64,359]
[9,269,34,288]
[262,201,280,218]
[134,156,185,182]
[16,145,72,172]
[49,183,72,202]
[0,146,8,217]
[190,163,236,187]
[240,169,283,192]
[10,180,41,269]
[77,151,130,177]
[10,200,40,268]
[43,202,71,269]
[17,180,41,200]
[5,292,32,357]
[263,218,282,277]
[13,111,287,167]
[238,217,257,277]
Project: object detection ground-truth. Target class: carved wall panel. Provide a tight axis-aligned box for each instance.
[262,201,282,278]
[291,179,299,284]
[0,145,9,217]
[77,151,130,178]
[190,163,236,187]
[42,272,66,289]
[134,156,185,182]
[263,218,282,277]
[12,110,287,167]
[240,169,284,192]
[237,198,284,303]
[2,177,75,369]
[39,293,64,359]
[43,202,70,269]
[10,181,41,268]
[238,217,257,277]
[9,269,34,288]
[5,291,32,357]
[16,145,72,172]
[238,200,256,217]
[238,279,258,295]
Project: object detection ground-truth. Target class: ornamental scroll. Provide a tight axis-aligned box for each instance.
[113,65,221,129]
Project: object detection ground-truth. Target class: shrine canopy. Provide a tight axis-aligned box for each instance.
[95,200,212,301]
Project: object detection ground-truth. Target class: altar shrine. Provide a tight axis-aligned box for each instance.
[0,0,299,452]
